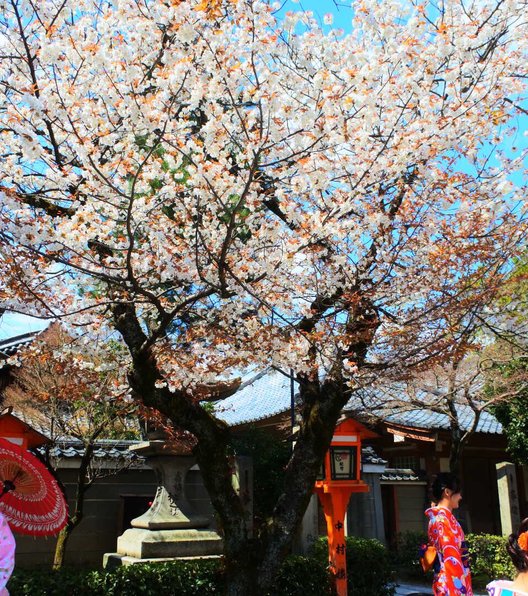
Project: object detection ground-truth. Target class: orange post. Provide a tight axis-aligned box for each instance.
[314,418,377,596]
[315,483,369,595]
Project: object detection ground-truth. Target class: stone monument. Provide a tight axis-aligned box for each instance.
[104,440,223,567]
[496,461,521,536]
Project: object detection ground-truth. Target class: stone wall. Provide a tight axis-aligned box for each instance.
[347,473,385,542]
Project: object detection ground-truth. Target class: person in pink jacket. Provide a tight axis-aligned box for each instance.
[0,511,15,596]
[425,473,473,595]
[487,518,528,596]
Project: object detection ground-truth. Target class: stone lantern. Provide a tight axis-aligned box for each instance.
[105,440,222,566]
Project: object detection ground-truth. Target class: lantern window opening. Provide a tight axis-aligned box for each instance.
[329,446,358,481]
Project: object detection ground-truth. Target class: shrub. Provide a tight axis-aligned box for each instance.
[312,536,395,596]
[467,533,515,582]
[268,555,335,596]
[7,567,101,596]
[8,560,222,596]
[390,531,516,586]
[9,559,331,596]
[390,531,429,579]
[9,541,395,596]
[95,560,223,595]
[390,532,432,580]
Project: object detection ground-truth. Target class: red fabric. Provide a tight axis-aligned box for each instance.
[426,506,473,596]
[0,438,67,536]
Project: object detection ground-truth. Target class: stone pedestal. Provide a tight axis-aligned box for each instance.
[104,441,222,568]
[496,461,521,536]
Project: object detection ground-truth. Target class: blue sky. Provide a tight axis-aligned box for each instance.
[275,0,354,30]
[0,312,49,341]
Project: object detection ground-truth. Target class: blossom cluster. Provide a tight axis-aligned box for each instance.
[0,0,526,392]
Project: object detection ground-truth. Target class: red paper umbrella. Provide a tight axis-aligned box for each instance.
[0,438,68,536]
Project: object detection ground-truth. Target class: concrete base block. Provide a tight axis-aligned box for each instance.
[103,552,222,570]
[116,527,223,560]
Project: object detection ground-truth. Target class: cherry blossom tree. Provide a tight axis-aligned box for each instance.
[0,0,527,592]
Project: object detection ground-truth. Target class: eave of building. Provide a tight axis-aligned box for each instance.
[0,330,42,363]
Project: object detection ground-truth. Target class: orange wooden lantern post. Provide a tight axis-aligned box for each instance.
[0,407,50,449]
[314,418,377,596]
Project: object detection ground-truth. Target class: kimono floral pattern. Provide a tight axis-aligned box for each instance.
[0,512,15,596]
[426,506,473,596]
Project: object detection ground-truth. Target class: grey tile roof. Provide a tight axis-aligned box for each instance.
[346,386,503,435]
[214,370,503,435]
[214,369,297,426]
[6,408,53,439]
[4,409,145,458]
[0,331,41,365]
[362,445,387,466]
[380,468,422,482]
[381,406,502,434]
[39,439,143,461]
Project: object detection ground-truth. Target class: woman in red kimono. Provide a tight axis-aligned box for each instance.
[425,473,473,596]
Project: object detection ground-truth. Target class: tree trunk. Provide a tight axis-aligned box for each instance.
[112,303,353,595]
[52,444,93,569]
[223,539,260,596]
[52,523,75,570]
[449,436,462,475]
[219,378,348,595]
[447,395,462,475]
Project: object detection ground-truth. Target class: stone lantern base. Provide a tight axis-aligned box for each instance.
[117,527,223,559]
[104,527,223,568]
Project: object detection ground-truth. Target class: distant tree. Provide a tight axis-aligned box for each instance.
[362,318,527,473]
[486,348,528,465]
[492,394,528,465]
[4,324,139,569]
[481,254,528,465]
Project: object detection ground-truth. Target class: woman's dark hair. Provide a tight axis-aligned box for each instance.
[430,472,462,503]
[507,518,528,572]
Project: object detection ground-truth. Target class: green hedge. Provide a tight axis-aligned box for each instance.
[8,567,98,596]
[269,555,335,596]
[312,536,395,596]
[391,531,428,578]
[8,556,331,596]
[391,531,516,585]
[467,533,515,581]
[8,560,222,596]
[8,537,393,596]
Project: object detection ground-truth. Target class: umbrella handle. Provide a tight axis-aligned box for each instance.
[0,480,15,499]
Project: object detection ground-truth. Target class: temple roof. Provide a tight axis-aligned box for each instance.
[380,468,423,482]
[345,385,502,434]
[0,331,41,367]
[41,439,142,461]
[214,369,297,426]
[214,370,503,435]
